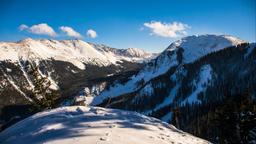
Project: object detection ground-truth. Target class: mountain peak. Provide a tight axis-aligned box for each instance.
[168,34,245,50]
[19,37,34,42]
[166,34,245,63]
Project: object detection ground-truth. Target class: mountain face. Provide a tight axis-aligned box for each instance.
[0,38,155,69]
[87,35,246,105]
[82,35,256,143]
[1,35,255,143]
[0,39,156,131]
[0,106,210,144]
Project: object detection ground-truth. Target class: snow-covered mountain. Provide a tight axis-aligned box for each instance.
[81,34,255,143]
[88,34,245,106]
[0,106,210,144]
[1,35,255,143]
[0,38,156,131]
[0,38,156,69]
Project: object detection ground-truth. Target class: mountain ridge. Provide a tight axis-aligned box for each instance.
[0,38,156,69]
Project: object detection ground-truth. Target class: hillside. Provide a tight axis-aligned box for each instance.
[0,106,210,144]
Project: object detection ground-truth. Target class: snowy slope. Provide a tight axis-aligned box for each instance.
[0,106,210,144]
[181,64,213,105]
[166,35,245,63]
[89,34,245,105]
[244,43,256,58]
[0,38,155,69]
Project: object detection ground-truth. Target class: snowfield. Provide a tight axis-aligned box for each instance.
[0,106,210,144]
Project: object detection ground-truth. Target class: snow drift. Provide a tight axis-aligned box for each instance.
[0,106,210,144]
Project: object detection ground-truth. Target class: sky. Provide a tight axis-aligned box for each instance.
[0,0,255,52]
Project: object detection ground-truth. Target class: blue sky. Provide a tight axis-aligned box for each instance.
[0,0,255,52]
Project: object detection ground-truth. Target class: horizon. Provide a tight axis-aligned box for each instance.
[0,0,255,52]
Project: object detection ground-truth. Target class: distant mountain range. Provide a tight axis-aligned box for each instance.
[0,38,156,69]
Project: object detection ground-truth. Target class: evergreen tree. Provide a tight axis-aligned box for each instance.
[29,65,60,111]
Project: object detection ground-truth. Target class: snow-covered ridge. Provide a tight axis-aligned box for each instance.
[0,38,155,69]
[165,34,245,63]
[89,42,156,58]
[147,34,245,80]
[89,34,245,105]
[0,106,210,144]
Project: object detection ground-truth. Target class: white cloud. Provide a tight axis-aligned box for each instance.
[143,21,190,38]
[86,29,97,38]
[29,23,57,37]
[19,24,29,31]
[19,23,57,37]
[60,26,82,38]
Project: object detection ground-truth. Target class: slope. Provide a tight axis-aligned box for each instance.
[0,106,210,144]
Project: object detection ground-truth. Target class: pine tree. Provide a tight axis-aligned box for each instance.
[29,65,60,111]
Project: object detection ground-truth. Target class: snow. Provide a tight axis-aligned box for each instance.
[47,72,59,90]
[89,81,133,105]
[7,78,32,102]
[106,73,114,77]
[6,68,12,72]
[244,43,256,58]
[161,112,173,123]
[0,39,155,70]
[170,66,187,82]
[90,34,243,106]
[0,106,210,144]
[139,83,154,96]
[154,84,179,109]
[0,67,33,102]
[143,84,180,115]
[18,60,35,90]
[37,68,59,90]
[124,48,152,57]
[181,64,213,105]
[166,34,245,63]
[89,49,177,105]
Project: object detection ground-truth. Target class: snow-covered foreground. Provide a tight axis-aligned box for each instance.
[0,106,210,144]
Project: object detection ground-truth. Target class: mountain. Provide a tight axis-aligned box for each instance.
[87,34,246,105]
[0,106,210,144]
[1,35,255,143]
[0,38,155,69]
[0,38,156,131]
[82,35,256,143]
